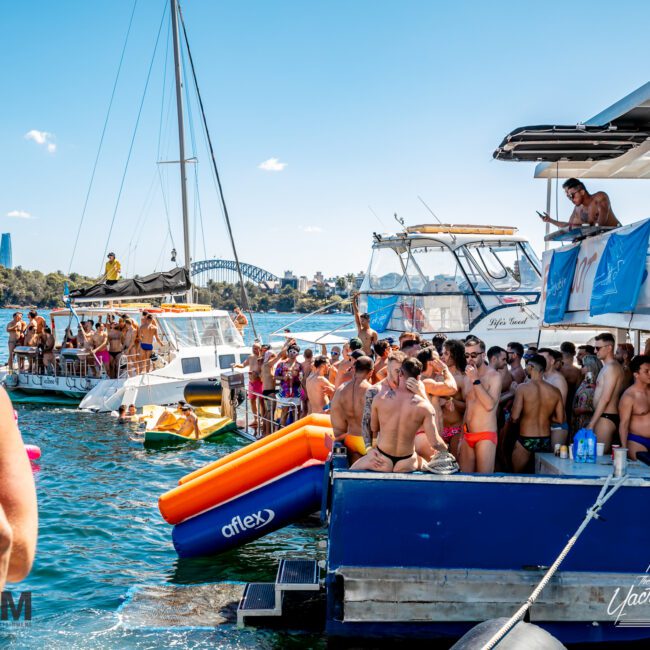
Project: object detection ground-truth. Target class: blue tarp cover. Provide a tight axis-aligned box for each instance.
[544,245,580,323]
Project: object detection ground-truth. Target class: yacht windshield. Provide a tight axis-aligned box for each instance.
[160,316,243,348]
[367,246,407,290]
[463,242,541,292]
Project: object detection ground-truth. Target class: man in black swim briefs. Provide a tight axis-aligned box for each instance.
[351,357,447,473]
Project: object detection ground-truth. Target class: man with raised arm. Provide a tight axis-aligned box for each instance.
[459,337,502,474]
[351,293,378,357]
[510,353,565,473]
[589,332,625,452]
[352,357,447,473]
[619,355,650,459]
[539,178,620,229]
[330,356,374,463]
[306,355,335,414]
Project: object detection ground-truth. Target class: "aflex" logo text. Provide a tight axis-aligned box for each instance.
[221,509,275,538]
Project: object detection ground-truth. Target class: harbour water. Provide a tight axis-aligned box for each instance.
[0,310,350,649]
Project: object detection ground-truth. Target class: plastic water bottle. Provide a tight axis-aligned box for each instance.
[586,430,597,464]
[576,438,586,463]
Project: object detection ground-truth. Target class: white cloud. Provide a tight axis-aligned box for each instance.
[25,129,56,153]
[6,210,32,219]
[258,157,287,172]
[301,225,323,233]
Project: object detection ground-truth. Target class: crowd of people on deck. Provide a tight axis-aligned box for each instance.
[240,294,650,474]
[5,309,162,379]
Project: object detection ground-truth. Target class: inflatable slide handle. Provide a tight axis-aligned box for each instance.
[178,413,332,485]
[159,427,332,525]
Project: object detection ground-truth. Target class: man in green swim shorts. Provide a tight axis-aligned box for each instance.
[510,353,565,473]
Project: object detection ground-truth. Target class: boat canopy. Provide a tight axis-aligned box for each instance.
[68,268,191,303]
[495,81,650,179]
[493,124,648,163]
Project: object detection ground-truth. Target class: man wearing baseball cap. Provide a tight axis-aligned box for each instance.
[103,253,122,286]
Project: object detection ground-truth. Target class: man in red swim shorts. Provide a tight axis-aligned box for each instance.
[458,337,502,474]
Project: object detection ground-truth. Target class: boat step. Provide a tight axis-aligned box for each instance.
[276,558,320,591]
[236,583,281,627]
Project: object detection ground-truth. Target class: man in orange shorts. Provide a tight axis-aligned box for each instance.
[330,356,374,463]
[458,337,502,474]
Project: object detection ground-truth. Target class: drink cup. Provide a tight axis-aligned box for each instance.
[596,442,605,457]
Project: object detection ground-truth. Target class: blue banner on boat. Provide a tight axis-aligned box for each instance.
[590,219,650,316]
[367,295,398,333]
[544,245,580,323]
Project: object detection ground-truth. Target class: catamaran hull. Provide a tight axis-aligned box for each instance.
[325,467,650,643]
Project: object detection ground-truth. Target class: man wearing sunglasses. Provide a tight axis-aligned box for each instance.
[589,332,625,452]
[539,178,620,229]
[458,337,502,473]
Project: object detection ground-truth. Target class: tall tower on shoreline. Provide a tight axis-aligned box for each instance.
[0,233,13,269]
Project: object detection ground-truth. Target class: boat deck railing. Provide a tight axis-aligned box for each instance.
[234,388,302,439]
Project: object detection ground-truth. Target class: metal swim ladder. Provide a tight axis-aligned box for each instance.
[236,558,320,627]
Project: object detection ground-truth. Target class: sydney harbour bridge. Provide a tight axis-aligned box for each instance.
[190,259,279,287]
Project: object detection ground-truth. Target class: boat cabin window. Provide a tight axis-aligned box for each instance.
[162,316,236,348]
[408,244,472,294]
[368,246,407,290]
[462,242,541,293]
[181,357,202,374]
[219,353,236,369]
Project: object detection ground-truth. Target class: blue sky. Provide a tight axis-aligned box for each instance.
[2,0,650,280]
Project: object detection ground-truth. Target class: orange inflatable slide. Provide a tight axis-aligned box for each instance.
[159,414,333,525]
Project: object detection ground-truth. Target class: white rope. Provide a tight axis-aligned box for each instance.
[481,472,629,650]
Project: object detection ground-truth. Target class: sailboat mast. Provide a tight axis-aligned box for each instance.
[170,0,192,301]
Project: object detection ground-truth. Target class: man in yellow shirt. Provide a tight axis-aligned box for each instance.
[103,252,121,285]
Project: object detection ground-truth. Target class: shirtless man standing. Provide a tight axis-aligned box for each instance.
[352,357,447,473]
[334,339,362,388]
[510,353,565,473]
[331,356,374,463]
[91,323,110,377]
[41,327,56,375]
[415,346,457,459]
[236,342,264,427]
[506,342,526,385]
[261,342,289,435]
[459,337,502,474]
[122,319,138,375]
[300,348,314,416]
[6,312,25,368]
[328,346,341,385]
[540,178,620,229]
[139,314,162,373]
[589,332,625,452]
[539,348,569,408]
[352,293,378,356]
[371,339,390,383]
[306,356,335,414]
[619,355,650,459]
[441,339,466,457]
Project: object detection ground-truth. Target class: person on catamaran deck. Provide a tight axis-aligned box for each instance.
[510,353,565,473]
[352,357,448,473]
[458,337,501,474]
[539,178,621,230]
[351,292,378,357]
[618,355,650,460]
[232,307,248,334]
[305,355,335,415]
[101,252,121,285]
[330,356,374,463]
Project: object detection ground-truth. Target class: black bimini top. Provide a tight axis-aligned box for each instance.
[493,124,649,163]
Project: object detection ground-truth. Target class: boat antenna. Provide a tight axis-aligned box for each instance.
[394,212,407,233]
[417,195,455,242]
[177,2,258,339]
[367,205,387,229]
[170,0,192,303]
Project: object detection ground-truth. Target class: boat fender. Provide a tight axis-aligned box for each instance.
[25,444,41,461]
[449,617,565,650]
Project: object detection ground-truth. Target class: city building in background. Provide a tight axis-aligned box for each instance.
[0,233,12,269]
